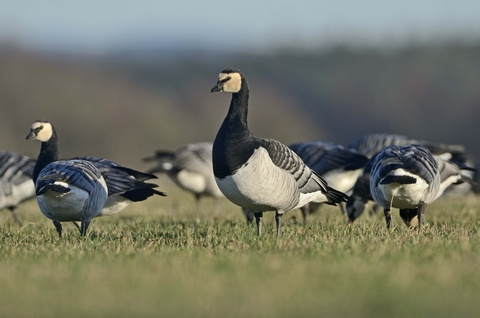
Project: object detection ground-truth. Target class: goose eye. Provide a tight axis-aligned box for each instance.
[221,76,231,83]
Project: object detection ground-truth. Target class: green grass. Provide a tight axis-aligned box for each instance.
[1,190,480,317]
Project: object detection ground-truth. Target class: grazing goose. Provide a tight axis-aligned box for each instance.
[27,120,166,237]
[346,133,472,223]
[210,68,348,236]
[289,141,368,224]
[369,144,471,229]
[143,142,224,213]
[0,151,36,224]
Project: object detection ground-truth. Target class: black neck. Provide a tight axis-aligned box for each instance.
[33,130,59,182]
[213,78,259,178]
[226,85,249,127]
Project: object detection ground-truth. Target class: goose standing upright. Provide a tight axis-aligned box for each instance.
[0,151,36,224]
[210,68,348,236]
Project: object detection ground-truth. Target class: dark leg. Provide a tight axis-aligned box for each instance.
[399,209,417,227]
[72,221,81,233]
[384,208,392,229]
[417,203,427,230]
[300,204,309,226]
[243,209,255,224]
[275,212,283,237]
[338,203,347,215]
[80,220,90,236]
[8,206,22,225]
[53,220,62,238]
[194,194,202,213]
[254,212,263,236]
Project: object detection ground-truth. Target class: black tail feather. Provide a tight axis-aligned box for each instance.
[325,187,349,205]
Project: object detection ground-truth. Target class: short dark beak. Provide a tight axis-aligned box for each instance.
[26,131,35,140]
[211,82,223,93]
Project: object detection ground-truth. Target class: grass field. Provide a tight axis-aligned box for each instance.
[1,188,480,317]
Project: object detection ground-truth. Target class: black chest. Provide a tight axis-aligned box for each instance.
[213,118,258,179]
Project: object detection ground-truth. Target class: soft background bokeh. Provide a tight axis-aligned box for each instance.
[1,0,479,170]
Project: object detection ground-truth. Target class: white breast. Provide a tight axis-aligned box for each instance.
[216,147,299,212]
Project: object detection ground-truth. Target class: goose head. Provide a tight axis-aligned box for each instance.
[211,68,244,93]
[26,120,54,142]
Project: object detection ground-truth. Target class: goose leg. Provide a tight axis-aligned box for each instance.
[384,208,392,229]
[417,203,427,230]
[275,212,282,237]
[8,206,22,225]
[339,203,347,215]
[80,220,90,236]
[53,220,63,238]
[194,194,202,213]
[72,221,82,233]
[399,209,417,228]
[300,204,309,226]
[243,208,255,224]
[254,212,263,236]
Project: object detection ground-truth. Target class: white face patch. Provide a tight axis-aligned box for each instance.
[219,72,242,93]
[30,121,53,142]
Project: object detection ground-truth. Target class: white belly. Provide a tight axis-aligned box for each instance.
[37,185,89,221]
[216,148,300,212]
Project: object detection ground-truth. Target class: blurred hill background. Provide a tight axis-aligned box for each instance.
[1,1,479,171]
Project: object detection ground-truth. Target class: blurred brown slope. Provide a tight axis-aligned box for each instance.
[1,43,480,173]
[0,49,314,170]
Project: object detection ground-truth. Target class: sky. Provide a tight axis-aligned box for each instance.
[1,0,480,53]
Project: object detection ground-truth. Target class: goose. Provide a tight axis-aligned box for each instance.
[346,133,472,223]
[0,151,36,224]
[26,120,166,237]
[369,144,472,229]
[210,68,348,236]
[143,142,224,212]
[289,141,368,224]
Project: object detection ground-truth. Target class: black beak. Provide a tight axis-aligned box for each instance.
[211,82,223,93]
[26,131,35,140]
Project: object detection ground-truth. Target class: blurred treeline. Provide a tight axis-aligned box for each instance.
[1,42,479,170]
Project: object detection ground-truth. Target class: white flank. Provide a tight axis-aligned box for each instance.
[322,168,363,193]
[216,147,327,212]
[173,170,206,194]
[99,195,132,216]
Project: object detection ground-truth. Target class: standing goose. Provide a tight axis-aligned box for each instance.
[210,68,348,236]
[370,144,472,229]
[26,121,108,237]
[0,151,36,224]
